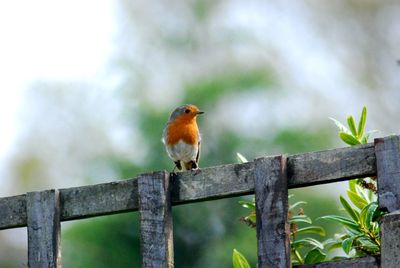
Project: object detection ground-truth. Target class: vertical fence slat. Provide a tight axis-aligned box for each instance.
[138,171,174,268]
[27,189,61,268]
[255,155,290,268]
[375,135,400,212]
[381,210,400,268]
[375,136,400,268]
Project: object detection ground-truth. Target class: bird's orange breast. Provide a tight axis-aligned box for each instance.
[166,118,199,145]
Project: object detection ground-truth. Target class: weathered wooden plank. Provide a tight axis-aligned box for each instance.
[60,178,139,220]
[0,194,26,230]
[0,138,383,230]
[255,156,290,268]
[138,171,174,268]
[171,161,255,203]
[27,190,61,268]
[172,143,376,201]
[288,143,376,188]
[375,135,400,212]
[295,255,379,268]
[381,210,400,267]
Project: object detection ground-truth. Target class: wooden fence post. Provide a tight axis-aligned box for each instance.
[255,155,290,268]
[375,135,400,212]
[27,189,61,268]
[380,210,400,268]
[375,136,400,268]
[138,171,174,268]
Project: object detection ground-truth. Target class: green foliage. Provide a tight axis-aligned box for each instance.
[236,153,249,164]
[320,106,384,258]
[318,187,381,256]
[235,195,327,266]
[183,69,275,105]
[233,106,384,267]
[272,128,333,153]
[232,249,251,268]
[289,199,327,265]
[304,248,326,264]
[329,106,377,146]
[62,213,141,268]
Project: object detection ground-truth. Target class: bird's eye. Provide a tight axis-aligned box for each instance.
[185,109,190,114]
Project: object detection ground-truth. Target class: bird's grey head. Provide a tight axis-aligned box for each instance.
[168,104,203,121]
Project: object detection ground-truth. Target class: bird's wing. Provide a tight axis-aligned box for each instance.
[196,141,201,164]
[161,122,170,144]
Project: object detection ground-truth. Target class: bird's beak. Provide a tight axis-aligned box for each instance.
[197,111,204,115]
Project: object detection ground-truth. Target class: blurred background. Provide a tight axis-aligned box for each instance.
[0,0,399,267]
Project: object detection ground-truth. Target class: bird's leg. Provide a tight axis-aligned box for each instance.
[172,161,182,173]
[185,160,198,171]
[171,166,176,173]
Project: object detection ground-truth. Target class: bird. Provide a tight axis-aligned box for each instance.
[162,104,204,171]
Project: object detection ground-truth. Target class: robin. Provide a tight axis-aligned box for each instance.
[162,104,204,171]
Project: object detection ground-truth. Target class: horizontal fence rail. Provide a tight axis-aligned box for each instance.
[0,142,377,230]
[296,255,380,268]
[0,143,376,230]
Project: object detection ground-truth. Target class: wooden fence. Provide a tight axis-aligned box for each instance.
[1,135,399,268]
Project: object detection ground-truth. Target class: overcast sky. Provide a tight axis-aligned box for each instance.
[0,0,116,180]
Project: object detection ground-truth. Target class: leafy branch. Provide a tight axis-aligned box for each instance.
[232,106,384,267]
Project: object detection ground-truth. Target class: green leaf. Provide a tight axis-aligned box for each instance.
[355,183,371,203]
[289,201,307,211]
[304,248,326,264]
[347,190,368,210]
[232,249,251,268]
[340,196,360,222]
[356,237,380,254]
[342,234,364,254]
[339,132,361,145]
[317,215,360,231]
[357,106,367,139]
[292,238,324,249]
[329,117,350,133]
[291,259,300,265]
[239,200,255,209]
[236,152,248,164]
[292,249,304,264]
[290,215,312,224]
[342,237,354,254]
[330,256,349,261]
[323,238,343,251]
[349,179,357,193]
[347,116,358,136]
[344,227,362,237]
[373,224,380,237]
[360,202,378,230]
[296,226,326,236]
[372,206,386,222]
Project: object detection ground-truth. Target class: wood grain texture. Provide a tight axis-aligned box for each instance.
[171,161,255,203]
[60,178,139,220]
[375,135,400,212]
[295,256,379,268]
[27,190,61,268]
[0,138,383,230]
[288,143,376,188]
[381,210,400,268]
[0,194,26,230]
[255,156,290,268]
[138,171,174,268]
